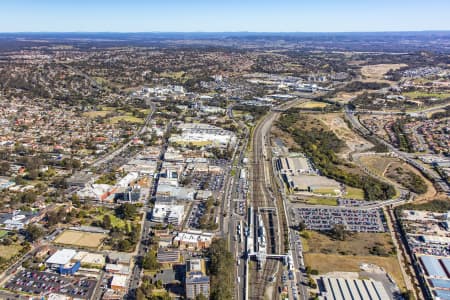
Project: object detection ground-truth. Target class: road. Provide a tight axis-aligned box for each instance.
[345,106,449,194]
[90,102,156,169]
[126,121,171,298]
[223,103,250,300]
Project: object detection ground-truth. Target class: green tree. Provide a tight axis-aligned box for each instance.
[115,203,138,220]
[208,239,234,300]
[25,224,44,242]
[103,215,112,230]
[142,251,160,270]
[330,224,348,241]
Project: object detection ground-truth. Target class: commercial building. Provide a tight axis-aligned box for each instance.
[46,249,80,275]
[169,123,237,148]
[173,230,213,250]
[110,275,128,292]
[77,183,116,202]
[157,248,182,266]
[185,259,210,300]
[151,203,185,226]
[73,251,105,268]
[105,264,130,275]
[157,184,195,201]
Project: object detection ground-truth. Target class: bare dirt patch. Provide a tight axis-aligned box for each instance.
[54,230,106,249]
[314,113,373,157]
[361,64,407,82]
[304,253,405,290]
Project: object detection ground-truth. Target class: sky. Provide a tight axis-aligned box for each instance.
[0,0,449,33]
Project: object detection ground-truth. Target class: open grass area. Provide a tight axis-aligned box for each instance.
[0,230,8,239]
[93,212,128,229]
[297,101,328,109]
[360,64,407,81]
[403,91,450,100]
[304,253,404,290]
[294,196,338,206]
[302,230,404,288]
[54,230,106,249]
[313,188,340,196]
[359,155,399,176]
[302,231,395,257]
[109,115,145,124]
[83,110,111,118]
[345,187,365,200]
[305,197,337,206]
[0,244,23,260]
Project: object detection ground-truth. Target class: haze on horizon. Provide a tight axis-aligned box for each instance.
[0,0,450,33]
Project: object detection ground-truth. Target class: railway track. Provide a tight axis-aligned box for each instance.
[248,99,303,299]
[249,110,285,300]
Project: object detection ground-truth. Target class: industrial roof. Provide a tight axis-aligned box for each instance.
[435,289,450,300]
[429,278,450,289]
[421,256,448,278]
[441,258,450,275]
[46,249,77,265]
[320,276,392,300]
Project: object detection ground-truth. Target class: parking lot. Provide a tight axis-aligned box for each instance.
[187,202,206,229]
[191,172,224,192]
[291,207,386,232]
[5,270,97,299]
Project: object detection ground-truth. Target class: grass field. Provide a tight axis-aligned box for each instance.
[301,197,338,206]
[304,253,404,290]
[359,155,400,176]
[83,110,111,118]
[93,212,128,229]
[297,101,328,109]
[302,230,404,289]
[54,230,106,249]
[403,91,450,100]
[360,64,407,81]
[0,230,8,239]
[345,187,365,200]
[302,231,394,257]
[0,244,22,260]
[109,115,145,124]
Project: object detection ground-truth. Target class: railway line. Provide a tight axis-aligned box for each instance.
[248,99,302,299]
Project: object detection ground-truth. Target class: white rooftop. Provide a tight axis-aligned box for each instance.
[46,249,77,265]
[111,274,128,288]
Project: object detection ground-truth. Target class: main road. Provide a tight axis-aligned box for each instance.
[344,105,449,194]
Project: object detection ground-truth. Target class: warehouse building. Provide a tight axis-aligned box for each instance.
[317,276,392,300]
[284,174,341,195]
[277,156,312,175]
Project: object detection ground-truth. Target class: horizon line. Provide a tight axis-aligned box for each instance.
[1,30,450,34]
